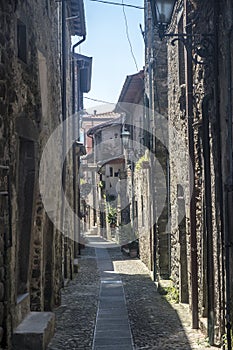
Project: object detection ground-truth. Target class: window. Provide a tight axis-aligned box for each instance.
[109,167,113,177]
[141,195,144,227]
[46,0,51,17]
[178,16,185,85]
[17,20,27,63]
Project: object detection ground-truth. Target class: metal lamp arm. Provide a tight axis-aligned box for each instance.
[163,33,214,65]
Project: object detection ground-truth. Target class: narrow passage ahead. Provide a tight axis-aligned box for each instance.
[48,236,217,350]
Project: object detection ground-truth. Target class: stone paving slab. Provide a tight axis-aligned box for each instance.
[95,318,130,326]
[94,345,134,350]
[95,324,131,331]
[95,329,132,337]
[94,337,133,346]
[97,307,127,313]
[92,245,134,350]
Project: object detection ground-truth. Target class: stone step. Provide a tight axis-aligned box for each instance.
[89,226,98,235]
[12,312,55,350]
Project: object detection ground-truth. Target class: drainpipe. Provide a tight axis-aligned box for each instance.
[185,0,198,329]
[146,1,157,280]
[61,0,67,212]
[61,1,67,121]
[202,94,215,345]
[71,36,86,258]
[72,36,86,116]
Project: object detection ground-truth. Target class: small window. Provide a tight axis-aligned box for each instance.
[141,195,144,227]
[17,20,27,63]
[46,0,51,17]
[178,16,185,85]
[109,167,113,177]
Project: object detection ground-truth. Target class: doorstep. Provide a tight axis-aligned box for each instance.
[12,311,55,350]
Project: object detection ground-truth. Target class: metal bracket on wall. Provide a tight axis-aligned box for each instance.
[165,33,215,65]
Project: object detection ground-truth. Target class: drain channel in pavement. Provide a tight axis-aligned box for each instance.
[92,247,134,350]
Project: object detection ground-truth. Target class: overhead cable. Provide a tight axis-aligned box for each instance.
[89,0,144,10]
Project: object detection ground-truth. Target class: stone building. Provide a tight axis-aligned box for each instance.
[84,68,145,242]
[115,71,150,258]
[143,0,169,279]
[80,110,121,233]
[0,0,88,348]
[86,113,124,239]
[144,0,233,346]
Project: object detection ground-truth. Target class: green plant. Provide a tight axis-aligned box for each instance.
[222,331,233,348]
[107,206,117,226]
[162,285,179,303]
[135,152,149,171]
[98,180,105,189]
[80,178,86,185]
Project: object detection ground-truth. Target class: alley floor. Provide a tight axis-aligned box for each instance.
[47,235,219,350]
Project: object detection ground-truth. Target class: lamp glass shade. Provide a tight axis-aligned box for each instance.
[121,129,130,148]
[153,0,176,25]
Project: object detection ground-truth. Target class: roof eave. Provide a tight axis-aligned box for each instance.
[69,0,86,37]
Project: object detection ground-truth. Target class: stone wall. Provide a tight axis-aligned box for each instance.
[0,0,77,347]
[134,167,152,270]
[166,0,226,343]
[216,0,233,337]
[167,23,191,294]
[143,0,169,279]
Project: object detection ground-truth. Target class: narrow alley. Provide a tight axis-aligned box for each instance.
[48,234,216,350]
[2,0,233,349]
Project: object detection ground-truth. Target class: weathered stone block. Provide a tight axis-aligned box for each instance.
[0,82,5,99]
[0,326,3,342]
[0,267,4,281]
[32,269,40,279]
[0,283,4,301]
[0,302,4,324]
[12,312,55,350]
[0,101,7,114]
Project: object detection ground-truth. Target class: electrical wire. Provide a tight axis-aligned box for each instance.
[86,0,144,107]
[122,0,139,71]
[84,96,115,104]
[89,0,144,10]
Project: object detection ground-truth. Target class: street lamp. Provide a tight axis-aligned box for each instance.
[150,0,176,39]
[149,0,214,64]
[75,141,86,156]
[121,127,131,149]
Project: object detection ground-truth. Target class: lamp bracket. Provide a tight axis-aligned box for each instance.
[164,33,214,65]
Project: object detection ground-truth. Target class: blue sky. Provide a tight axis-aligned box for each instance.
[73,0,145,112]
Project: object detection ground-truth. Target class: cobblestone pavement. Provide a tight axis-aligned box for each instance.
[48,238,220,350]
[108,247,219,350]
[48,246,100,350]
